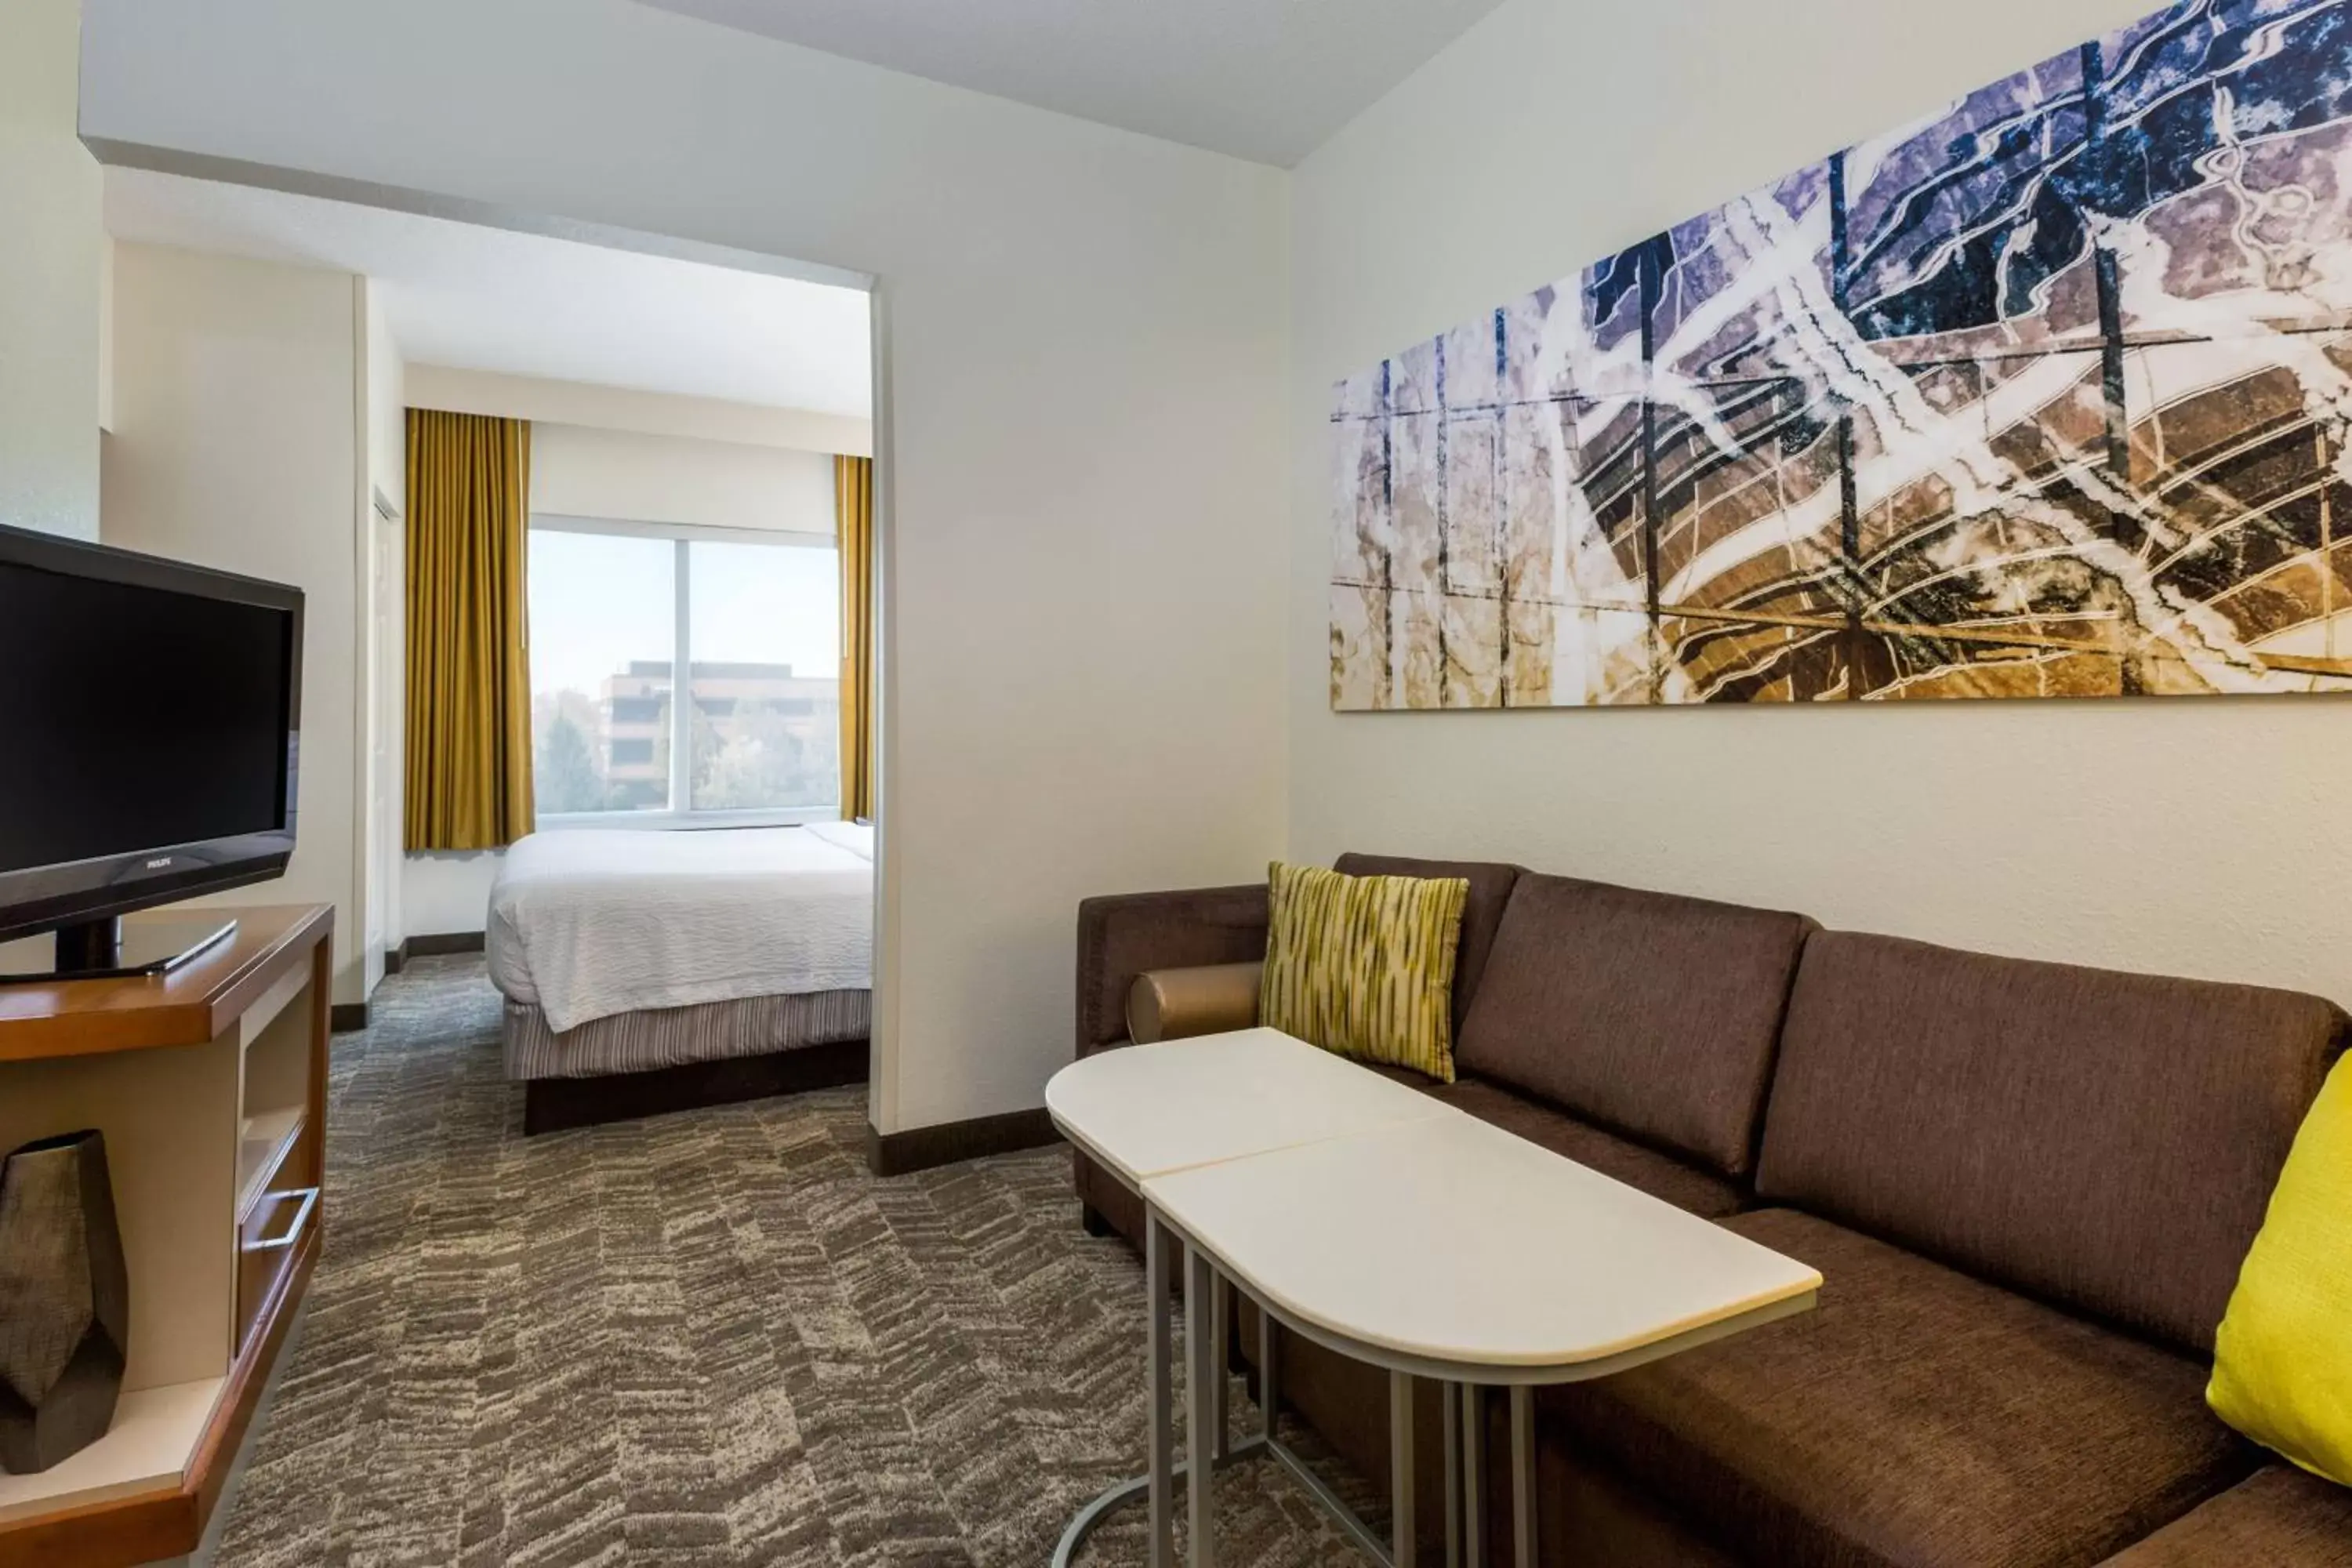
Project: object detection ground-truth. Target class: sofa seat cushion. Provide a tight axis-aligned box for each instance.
[1428,1076,1751,1220]
[2098,1466,2352,1566]
[1356,1066,1752,1218]
[1454,872,1813,1178]
[1547,1210,2256,1568]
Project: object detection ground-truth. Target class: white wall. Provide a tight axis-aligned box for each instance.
[82,0,1293,1134]
[531,423,834,535]
[98,236,115,432]
[1,0,102,539]
[364,289,405,608]
[103,242,368,1006]
[406,363,869,456]
[361,281,406,988]
[1289,0,2352,1007]
[411,368,844,537]
[402,854,499,939]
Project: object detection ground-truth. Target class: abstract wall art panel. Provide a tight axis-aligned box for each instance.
[1330,0,2352,709]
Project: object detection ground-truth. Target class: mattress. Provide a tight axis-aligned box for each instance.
[488,821,874,1034]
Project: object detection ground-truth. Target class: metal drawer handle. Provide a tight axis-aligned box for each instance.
[249,1186,318,1253]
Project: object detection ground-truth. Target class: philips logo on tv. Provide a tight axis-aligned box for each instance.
[145,858,173,869]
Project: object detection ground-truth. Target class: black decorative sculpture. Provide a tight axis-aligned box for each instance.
[0,1131,129,1474]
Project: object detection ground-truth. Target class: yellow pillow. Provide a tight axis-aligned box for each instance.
[1258,861,1468,1082]
[2209,1054,2352,1486]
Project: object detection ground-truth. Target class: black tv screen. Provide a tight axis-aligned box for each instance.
[0,524,301,943]
[0,564,293,873]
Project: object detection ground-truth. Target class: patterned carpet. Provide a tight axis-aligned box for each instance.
[209,956,1375,1566]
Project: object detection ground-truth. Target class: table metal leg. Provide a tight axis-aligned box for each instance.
[1211,1278,1231,1462]
[1510,1385,1535,1568]
[1391,1370,1417,1568]
[1185,1245,1219,1568]
[1053,1218,1275,1568]
[1147,1218,1174,1568]
[1462,1385,1485,1568]
[1443,1382,1461,1568]
[1257,1299,1279,1440]
[1059,1229,1455,1568]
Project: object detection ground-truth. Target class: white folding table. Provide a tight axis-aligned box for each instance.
[1046,1029,1454,1563]
[1045,1028,1822,1568]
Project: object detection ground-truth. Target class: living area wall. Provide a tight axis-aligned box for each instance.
[1290,0,2352,1007]
[103,244,368,1005]
[0,0,101,543]
[79,0,1290,1136]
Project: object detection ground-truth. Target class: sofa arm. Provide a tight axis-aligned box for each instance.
[1128,963,1264,1044]
[1076,884,1269,1058]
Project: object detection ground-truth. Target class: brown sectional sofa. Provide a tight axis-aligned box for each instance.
[1071,854,2352,1566]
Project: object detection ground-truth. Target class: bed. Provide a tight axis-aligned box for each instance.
[487,820,875,1132]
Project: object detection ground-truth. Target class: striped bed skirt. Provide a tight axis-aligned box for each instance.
[502,988,872,1081]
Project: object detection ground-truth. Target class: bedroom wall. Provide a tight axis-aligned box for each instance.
[405,364,869,457]
[394,379,851,942]
[529,423,836,535]
[403,855,499,942]
[1288,0,2352,1007]
[102,241,368,1006]
[361,281,406,990]
[0,0,103,541]
[80,0,1292,1135]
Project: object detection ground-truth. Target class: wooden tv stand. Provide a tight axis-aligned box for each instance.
[0,905,331,1568]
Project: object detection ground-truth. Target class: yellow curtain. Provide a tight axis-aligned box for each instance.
[405,411,535,851]
[836,454,876,822]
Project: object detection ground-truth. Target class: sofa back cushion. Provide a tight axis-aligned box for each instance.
[1757,931,2347,1355]
[1333,853,1522,1038]
[1452,873,1814,1177]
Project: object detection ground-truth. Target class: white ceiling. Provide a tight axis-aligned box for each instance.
[103,168,873,419]
[634,0,1508,167]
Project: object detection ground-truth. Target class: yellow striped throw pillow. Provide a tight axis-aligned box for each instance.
[1258,861,1469,1082]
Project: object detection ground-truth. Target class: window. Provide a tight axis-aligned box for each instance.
[608,695,665,724]
[687,539,841,814]
[528,520,840,826]
[526,530,674,816]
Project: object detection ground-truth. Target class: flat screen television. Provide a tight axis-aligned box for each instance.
[0,521,303,979]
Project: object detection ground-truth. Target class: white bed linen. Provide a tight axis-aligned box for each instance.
[488,822,874,1033]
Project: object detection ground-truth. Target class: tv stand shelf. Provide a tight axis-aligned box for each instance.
[0,904,330,1568]
[236,1108,305,1217]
